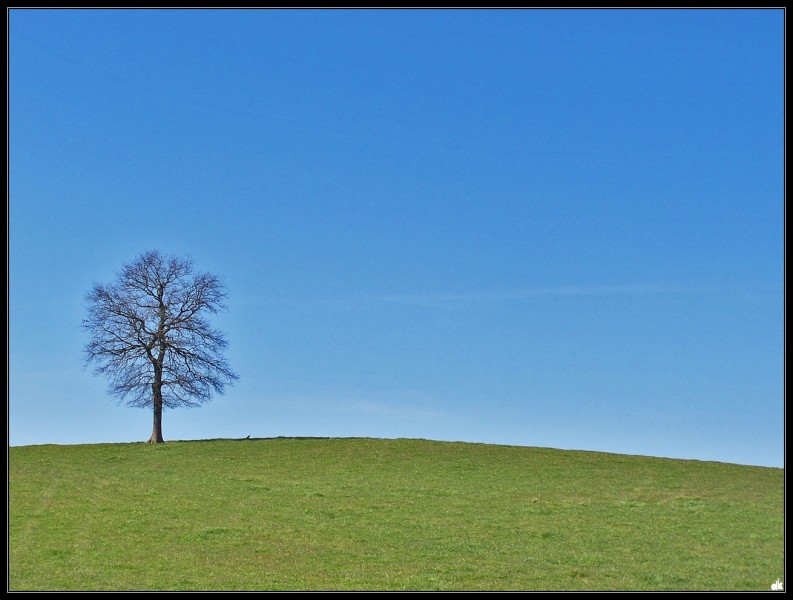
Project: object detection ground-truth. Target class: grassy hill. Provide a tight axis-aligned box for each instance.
[8,437,783,591]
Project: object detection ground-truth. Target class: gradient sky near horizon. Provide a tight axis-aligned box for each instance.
[9,9,784,467]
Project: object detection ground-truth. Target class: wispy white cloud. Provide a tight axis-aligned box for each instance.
[336,400,445,421]
[272,386,447,422]
[377,284,712,309]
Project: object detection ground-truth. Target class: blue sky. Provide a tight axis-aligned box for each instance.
[9,9,783,467]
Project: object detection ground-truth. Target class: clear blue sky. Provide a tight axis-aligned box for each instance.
[9,9,784,467]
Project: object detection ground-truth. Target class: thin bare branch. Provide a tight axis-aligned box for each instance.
[83,250,239,419]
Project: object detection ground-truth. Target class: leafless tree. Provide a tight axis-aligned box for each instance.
[84,250,238,443]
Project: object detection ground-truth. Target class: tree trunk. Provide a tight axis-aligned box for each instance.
[147,401,164,444]
[148,301,167,445]
[147,368,165,444]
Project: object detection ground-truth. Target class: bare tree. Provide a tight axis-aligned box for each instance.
[83,250,238,443]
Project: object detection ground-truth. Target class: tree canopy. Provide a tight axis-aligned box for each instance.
[84,250,238,442]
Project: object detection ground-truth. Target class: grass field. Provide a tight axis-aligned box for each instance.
[8,437,784,591]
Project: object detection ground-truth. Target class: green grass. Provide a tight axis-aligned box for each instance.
[9,437,783,591]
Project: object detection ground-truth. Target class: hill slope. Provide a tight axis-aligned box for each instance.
[9,438,783,591]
